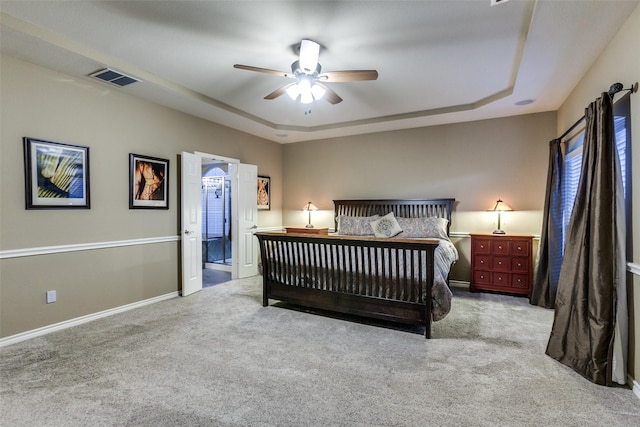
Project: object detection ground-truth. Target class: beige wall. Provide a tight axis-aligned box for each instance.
[282,112,556,281]
[0,56,283,337]
[556,4,640,384]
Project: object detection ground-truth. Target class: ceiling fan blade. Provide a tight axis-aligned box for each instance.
[320,70,379,82]
[299,39,320,73]
[315,83,342,105]
[234,64,293,78]
[264,83,296,100]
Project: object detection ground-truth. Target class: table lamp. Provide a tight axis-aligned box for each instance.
[488,199,513,234]
[303,201,318,228]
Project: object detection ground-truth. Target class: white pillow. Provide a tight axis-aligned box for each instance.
[369,212,403,238]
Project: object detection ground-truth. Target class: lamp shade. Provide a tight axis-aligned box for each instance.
[303,201,318,211]
[488,199,513,212]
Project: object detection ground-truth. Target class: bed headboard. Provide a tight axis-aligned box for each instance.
[333,198,455,234]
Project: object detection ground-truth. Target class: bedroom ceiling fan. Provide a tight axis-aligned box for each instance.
[234,39,378,105]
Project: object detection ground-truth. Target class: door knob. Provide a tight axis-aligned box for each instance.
[184,230,194,235]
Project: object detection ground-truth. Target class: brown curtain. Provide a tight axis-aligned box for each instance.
[530,139,563,308]
[545,93,625,386]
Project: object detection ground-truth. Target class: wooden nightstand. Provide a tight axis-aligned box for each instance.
[285,227,329,235]
[470,234,533,296]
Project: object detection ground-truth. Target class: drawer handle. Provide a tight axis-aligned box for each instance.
[517,246,523,251]
[517,262,522,267]
[518,278,523,283]
[480,275,485,279]
[498,261,502,265]
[498,245,503,250]
[480,244,485,249]
[498,277,503,281]
[480,260,485,264]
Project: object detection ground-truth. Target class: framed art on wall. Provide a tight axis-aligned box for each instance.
[129,153,169,209]
[23,137,90,209]
[257,175,270,210]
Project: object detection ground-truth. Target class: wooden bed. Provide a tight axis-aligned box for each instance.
[255,199,455,338]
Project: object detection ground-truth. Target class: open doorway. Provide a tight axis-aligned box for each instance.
[201,161,232,287]
[181,151,258,296]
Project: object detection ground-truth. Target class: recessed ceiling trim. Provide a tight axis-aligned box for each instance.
[1,2,536,141]
[0,12,275,128]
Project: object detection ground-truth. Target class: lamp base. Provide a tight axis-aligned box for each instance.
[493,229,506,235]
[306,224,314,228]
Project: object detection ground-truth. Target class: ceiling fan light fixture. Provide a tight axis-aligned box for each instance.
[299,39,320,72]
[235,38,375,106]
[300,92,313,104]
[311,83,326,101]
[298,79,313,104]
[286,84,300,100]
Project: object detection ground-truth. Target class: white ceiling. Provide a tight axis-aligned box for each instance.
[1,1,637,144]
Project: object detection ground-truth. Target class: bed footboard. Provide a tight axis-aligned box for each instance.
[256,232,438,338]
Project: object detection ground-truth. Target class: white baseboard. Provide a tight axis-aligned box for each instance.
[628,261,640,276]
[448,280,470,289]
[629,375,640,400]
[0,291,179,348]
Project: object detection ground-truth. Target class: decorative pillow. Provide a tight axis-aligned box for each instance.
[336,215,380,235]
[396,217,449,239]
[369,212,403,238]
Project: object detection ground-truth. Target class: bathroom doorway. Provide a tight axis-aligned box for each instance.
[181,151,257,296]
[202,162,232,286]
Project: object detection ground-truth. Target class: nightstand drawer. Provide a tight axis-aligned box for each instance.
[510,240,530,256]
[492,241,509,255]
[511,257,529,273]
[511,273,530,289]
[473,239,491,254]
[492,256,510,271]
[473,270,491,284]
[492,272,509,286]
[474,255,490,269]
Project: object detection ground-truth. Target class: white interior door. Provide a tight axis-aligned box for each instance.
[237,163,258,278]
[180,151,202,296]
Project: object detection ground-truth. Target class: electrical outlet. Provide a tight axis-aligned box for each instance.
[46,290,56,304]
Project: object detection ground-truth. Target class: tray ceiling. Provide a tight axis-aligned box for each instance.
[1,1,637,143]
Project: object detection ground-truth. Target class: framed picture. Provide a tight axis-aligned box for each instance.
[129,153,169,209]
[23,137,90,209]
[257,175,270,210]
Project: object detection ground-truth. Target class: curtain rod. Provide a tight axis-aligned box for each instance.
[558,82,638,141]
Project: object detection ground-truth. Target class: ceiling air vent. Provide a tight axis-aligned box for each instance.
[88,68,140,87]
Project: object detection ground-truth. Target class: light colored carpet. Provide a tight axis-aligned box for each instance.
[1,276,639,426]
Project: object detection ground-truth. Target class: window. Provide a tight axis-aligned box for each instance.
[614,94,632,257]
[560,93,632,257]
[561,132,584,251]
